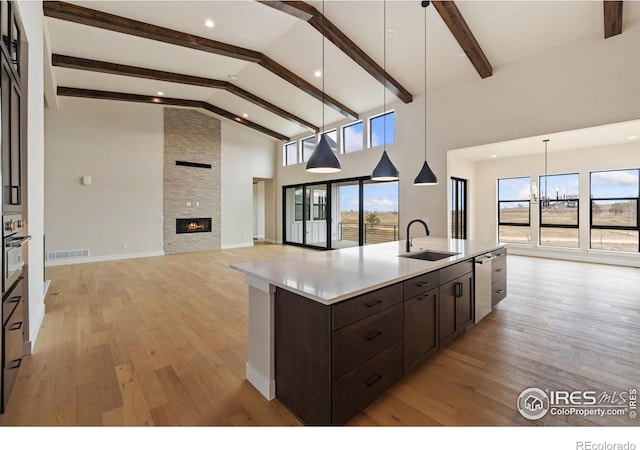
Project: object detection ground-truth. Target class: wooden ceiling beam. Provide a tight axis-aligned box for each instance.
[52,54,319,132]
[259,1,413,104]
[432,1,493,79]
[57,87,290,141]
[603,1,623,38]
[44,1,358,120]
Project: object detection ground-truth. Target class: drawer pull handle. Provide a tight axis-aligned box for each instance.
[9,321,23,331]
[416,281,432,288]
[365,374,383,388]
[7,358,22,370]
[364,299,383,308]
[365,330,383,341]
[417,293,431,301]
[495,289,504,294]
[6,296,21,305]
[495,268,503,273]
[454,282,463,298]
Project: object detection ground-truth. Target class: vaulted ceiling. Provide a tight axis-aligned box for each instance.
[44,1,640,142]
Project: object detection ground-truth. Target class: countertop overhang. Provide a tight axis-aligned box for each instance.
[231,237,505,305]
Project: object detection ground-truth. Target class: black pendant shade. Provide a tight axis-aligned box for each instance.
[306,134,341,173]
[413,160,438,185]
[371,150,399,181]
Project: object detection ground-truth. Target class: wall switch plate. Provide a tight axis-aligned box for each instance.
[186,201,192,207]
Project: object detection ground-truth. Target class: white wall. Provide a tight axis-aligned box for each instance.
[253,181,266,239]
[221,123,277,248]
[18,0,45,352]
[472,141,640,267]
[447,154,477,240]
[275,20,640,244]
[44,98,165,262]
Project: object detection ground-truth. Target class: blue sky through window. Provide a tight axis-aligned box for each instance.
[591,169,639,198]
[370,112,395,147]
[339,183,398,213]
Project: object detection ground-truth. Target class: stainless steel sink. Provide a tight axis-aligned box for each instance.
[400,250,460,261]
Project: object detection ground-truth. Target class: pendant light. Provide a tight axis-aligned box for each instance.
[542,139,549,208]
[371,0,399,181]
[307,1,341,173]
[414,1,438,185]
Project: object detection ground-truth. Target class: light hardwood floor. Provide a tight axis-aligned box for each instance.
[1,244,639,426]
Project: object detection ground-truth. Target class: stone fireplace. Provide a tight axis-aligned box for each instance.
[163,108,221,254]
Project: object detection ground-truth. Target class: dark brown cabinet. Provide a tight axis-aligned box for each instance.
[403,271,438,372]
[274,254,492,425]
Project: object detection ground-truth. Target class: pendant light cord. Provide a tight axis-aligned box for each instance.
[424,3,427,160]
[321,0,325,134]
[544,139,548,207]
[383,0,386,150]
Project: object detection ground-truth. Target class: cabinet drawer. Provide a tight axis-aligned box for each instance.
[2,358,22,412]
[332,340,403,425]
[4,311,24,364]
[2,294,21,326]
[492,258,507,284]
[492,278,507,306]
[439,259,473,285]
[403,271,438,300]
[333,303,403,379]
[332,283,403,330]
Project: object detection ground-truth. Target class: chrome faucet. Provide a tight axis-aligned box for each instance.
[406,219,430,253]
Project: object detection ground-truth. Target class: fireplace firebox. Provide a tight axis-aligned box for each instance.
[176,218,212,234]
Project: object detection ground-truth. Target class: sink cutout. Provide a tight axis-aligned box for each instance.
[400,250,460,261]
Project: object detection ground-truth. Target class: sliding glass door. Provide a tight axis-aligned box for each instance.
[284,177,398,250]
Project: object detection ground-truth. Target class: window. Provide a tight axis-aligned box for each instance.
[284,141,297,166]
[590,169,639,252]
[322,129,337,152]
[450,177,467,240]
[498,177,531,244]
[294,188,306,221]
[369,111,395,147]
[342,121,363,153]
[312,188,327,220]
[301,136,316,162]
[539,173,580,248]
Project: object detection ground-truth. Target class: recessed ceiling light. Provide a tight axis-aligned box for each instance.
[386,27,396,35]
[314,70,322,78]
[628,135,638,140]
[491,154,498,158]
[205,19,215,28]
[227,74,238,81]
[157,91,164,96]
[457,52,468,59]
[242,113,248,118]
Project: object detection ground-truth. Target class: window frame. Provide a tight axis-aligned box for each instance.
[538,173,580,248]
[497,176,531,244]
[300,135,316,163]
[589,168,640,252]
[283,141,298,166]
[368,110,395,148]
[341,120,364,154]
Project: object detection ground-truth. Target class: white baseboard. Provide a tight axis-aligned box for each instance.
[221,242,254,250]
[246,362,275,400]
[44,250,165,267]
[24,302,45,355]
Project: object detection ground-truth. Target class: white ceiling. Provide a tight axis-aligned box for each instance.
[449,118,640,161]
[46,1,640,141]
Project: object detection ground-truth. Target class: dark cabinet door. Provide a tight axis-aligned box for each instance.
[439,271,474,347]
[404,288,438,372]
[438,280,457,346]
[456,272,474,331]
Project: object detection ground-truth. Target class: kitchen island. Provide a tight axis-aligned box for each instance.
[231,237,506,424]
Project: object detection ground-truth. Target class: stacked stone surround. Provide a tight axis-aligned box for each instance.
[163,108,221,254]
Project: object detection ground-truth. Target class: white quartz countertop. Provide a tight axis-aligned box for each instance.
[231,237,505,305]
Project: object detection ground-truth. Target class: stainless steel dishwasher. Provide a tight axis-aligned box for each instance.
[474,253,495,323]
